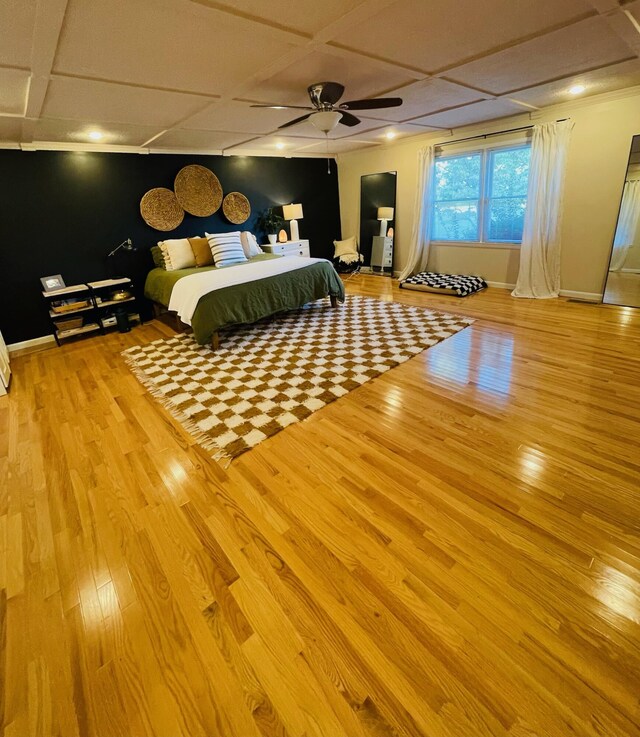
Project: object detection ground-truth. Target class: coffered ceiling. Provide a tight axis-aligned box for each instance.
[2,0,640,156]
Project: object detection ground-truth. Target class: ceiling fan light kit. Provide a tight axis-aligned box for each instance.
[310,111,342,133]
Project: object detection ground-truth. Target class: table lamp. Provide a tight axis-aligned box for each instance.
[283,203,303,241]
[377,207,394,237]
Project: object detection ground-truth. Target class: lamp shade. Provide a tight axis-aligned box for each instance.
[377,207,394,220]
[283,203,303,221]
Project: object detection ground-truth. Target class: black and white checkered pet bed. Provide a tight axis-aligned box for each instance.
[400,272,487,297]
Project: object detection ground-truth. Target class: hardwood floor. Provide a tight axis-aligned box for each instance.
[2,276,640,737]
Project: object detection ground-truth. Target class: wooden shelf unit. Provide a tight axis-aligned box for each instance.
[43,277,142,345]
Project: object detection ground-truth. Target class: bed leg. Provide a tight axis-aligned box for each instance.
[330,294,338,308]
[211,332,220,351]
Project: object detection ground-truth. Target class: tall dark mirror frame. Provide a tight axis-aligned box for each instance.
[603,135,640,309]
[359,171,397,276]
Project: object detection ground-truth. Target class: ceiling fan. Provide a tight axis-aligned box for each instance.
[251,81,403,132]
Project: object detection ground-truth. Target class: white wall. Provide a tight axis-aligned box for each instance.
[337,88,640,295]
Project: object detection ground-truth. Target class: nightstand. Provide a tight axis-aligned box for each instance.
[261,239,310,258]
[371,236,393,272]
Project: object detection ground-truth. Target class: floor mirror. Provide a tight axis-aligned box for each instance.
[603,135,640,308]
[359,171,397,275]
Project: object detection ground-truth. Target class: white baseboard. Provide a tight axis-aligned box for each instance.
[559,289,602,302]
[8,334,56,353]
[485,281,516,290]
[621,267,640,274]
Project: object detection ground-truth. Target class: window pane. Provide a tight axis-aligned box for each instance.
[489,147,530,197]
[486,146,531,242]
[433,201,479,241]
[486,197,527,242]
[433,154,482,202]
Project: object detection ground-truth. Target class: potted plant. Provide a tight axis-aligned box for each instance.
[257,207,285,245]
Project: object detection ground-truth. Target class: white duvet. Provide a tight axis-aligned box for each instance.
[168,255,329,325]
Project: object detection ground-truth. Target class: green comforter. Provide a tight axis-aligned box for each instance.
[144,254,345,345]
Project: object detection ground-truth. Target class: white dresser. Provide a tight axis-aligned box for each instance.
[261,239,310,258]
[371,236,393,270]
[0,330,10,395]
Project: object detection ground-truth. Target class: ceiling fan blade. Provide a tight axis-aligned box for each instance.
[250,104,314,110]
[278,113,313,129]
[339,111,361,127]
[319,82,345,104]
[307,81,345,107]
[340,97,403,110]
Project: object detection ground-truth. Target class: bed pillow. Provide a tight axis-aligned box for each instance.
[150,245,166,269]
[188,236,214,267]
[334,236,358,259]
[240,231,263,258]
[206,231,247,267]
[158,238,196,270]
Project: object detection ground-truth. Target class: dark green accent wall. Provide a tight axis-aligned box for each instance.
[0,150,341,344]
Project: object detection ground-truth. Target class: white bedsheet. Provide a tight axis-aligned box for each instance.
[168,255,328,325]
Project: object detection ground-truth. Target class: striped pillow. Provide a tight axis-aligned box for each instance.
[206,231,247,268]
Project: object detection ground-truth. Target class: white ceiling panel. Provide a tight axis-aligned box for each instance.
[181,101,299,134]
[42,77,215,127]
[299,139,380,153]
[328,0,594,73]
[32,118,166,146]
[0,118,24,142]
[243,50,415,107]
[446,15,633,95]
[360,79,485,122]
[0,68,29,116]
[53,0,298,96]
[0,0,37,68]
[151,128,255,151]
[510,59,640,107]
[191,0,366,35]
[357,122,441,143]
[411,99,525,129]
[226,135,318,154]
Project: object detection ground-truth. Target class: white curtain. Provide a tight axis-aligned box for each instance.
[609,180,640,272]
[512,120,574,299]
[398,145,434,281]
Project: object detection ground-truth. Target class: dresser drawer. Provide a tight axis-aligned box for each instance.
[263,240,310,257]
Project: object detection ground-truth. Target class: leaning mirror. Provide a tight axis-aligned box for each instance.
[360,171,397,276]
[603,135,640,308]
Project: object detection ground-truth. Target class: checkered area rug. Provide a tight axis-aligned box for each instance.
[123,296,473,463]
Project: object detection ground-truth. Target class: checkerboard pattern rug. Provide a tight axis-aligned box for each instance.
[123,296,473,463]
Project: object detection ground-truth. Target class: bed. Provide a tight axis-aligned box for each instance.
[144,253,345,348]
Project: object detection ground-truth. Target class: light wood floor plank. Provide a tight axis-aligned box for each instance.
[2,277,640,736]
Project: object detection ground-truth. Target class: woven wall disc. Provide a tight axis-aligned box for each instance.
[222,192,251,224]
[140,188,184,231]
[174,164,222,217]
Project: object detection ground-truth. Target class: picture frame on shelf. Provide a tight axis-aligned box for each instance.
[40,274,65,292]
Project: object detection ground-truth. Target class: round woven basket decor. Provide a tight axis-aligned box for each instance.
[140,188,184,231]
[174,164,222,217]
[223,192,251,224]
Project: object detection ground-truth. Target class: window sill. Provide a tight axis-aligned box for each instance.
[431,241,521,250]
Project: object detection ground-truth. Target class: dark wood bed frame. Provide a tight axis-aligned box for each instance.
[152,295,339,351]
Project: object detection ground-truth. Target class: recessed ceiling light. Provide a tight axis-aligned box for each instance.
[88,130,103,141]
[568,84,585,95]
[385,131,397,140]
[275,142,285,150]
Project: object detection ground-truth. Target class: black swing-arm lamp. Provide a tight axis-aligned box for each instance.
[108,238,134,257]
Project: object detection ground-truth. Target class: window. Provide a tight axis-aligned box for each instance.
[430,144,531,244]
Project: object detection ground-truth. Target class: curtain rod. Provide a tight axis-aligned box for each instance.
[435,118,569,148]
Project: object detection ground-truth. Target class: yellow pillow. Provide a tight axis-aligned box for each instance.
[189,237,214,267]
